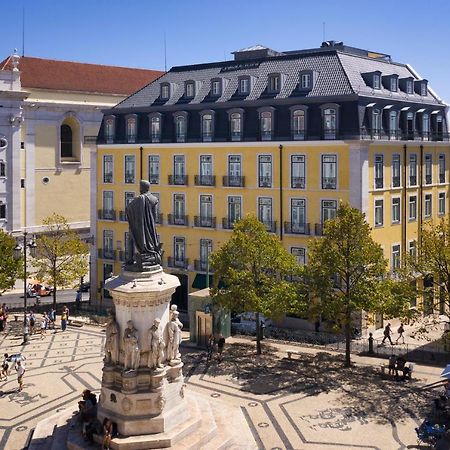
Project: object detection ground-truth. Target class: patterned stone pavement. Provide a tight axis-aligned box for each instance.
[0,319,445,450]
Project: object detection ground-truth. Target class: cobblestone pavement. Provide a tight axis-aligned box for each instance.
[0,320,445,450]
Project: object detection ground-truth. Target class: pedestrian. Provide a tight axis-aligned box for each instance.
[49,308,56,331]
[1,353,9,381]
[61,310,68,332]
[217,334,225,363]
[206,335,214,362]
[75,290,82,312]
[102,417,113,450]
[396,323,405,344]
[2,304,8,332]
[16,360,25,391]
[63,305,70,320]
[29,311,36,335]
[388,354,396,376]
[40,313,48,339]
[381,323,393,345]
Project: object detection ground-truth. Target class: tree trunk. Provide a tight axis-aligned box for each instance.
[344,311,351,367]
[256,312,262,355]
[53,286,57,310]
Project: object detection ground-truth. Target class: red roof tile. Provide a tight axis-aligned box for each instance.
[0,56,164,95]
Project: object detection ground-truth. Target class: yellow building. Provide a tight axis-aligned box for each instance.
[95,42,449,331]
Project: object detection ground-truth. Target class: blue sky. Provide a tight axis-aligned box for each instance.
[2,0,450,102]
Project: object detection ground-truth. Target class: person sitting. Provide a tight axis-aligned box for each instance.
[388,354,396,376]
[102,417,113,449]
[395,356,407,380]
[78,390,97,438]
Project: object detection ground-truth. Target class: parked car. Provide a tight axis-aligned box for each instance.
[231,312,272,335]
[27,282,53,297]
[80,281,90,293]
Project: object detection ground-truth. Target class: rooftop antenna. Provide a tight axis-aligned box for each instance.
[163,31,167,72]
[322,21,326,42]
[22,6,25,56]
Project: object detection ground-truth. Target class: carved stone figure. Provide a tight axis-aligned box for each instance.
[126,180,162,270]
[148,318,165,369]
[123,320,140,371]
[166,311,183,362]
[104,314,119,365]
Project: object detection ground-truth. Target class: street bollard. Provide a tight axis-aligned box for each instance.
[368,332,374,354]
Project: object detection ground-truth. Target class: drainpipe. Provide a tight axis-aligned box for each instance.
[418,145,424,248]
[279,144,283,241]
[140,146,144,180]
[402,144,407,264]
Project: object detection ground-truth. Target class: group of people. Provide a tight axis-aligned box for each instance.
[387,354,413,380]
[381,323,406,345]
[25,305,70,339]
[206,334,226,363]
[1,353,26,391]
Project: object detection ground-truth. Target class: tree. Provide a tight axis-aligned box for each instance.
[210,215,305,354]
[0,230,22,295]
[306,203,413,367]
[34,214,89,309]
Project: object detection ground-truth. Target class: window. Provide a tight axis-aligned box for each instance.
[439,154,446,183]
[230,112,242,141]
[260,111,273,140]
[421,83,427,96]
[211,79,221,96]
[185,82,195,98]
[258,155,272,187]
[173,194,186,225]
[409,154,417,186]
[373,74,381,89]
[323,108,337,139]
[291,199,306,233]
[321,155,337,189]
[124,155,136,184]
[409,196,417,221]
[374,154,384,189]
[372,109,381,136]
[392,198,400,223]
[227,155,242,186]
[406,80,413,94]
[200,239,213,269]
[103,155,113,183]
[239,77,250,95]
[258,197,273,229]
[291,155,305,188]
[0,202,5,219]
[199,195,213,227]
[103,230,114,259]
[175,114,187,143]
[125,192,135,209]
[148,155,160,184]
[150,115,161,142]
[228,196,242,224]
[291,247,306,265]
[439,192,446,215]
[300,73,311,89]
[173,155,185,184]
[390,77,398,92]
[389,110,398,138]
[174,237,186,266]
[422,114,430,139]
[425,154,432,184]
[103,263,114,282]
[392,245,401,271]
[374,199,383,226]
[160,84,170,99]
[105,117,115,143]
[424,194,432,217]
[321,200,337,223]
[201,113,213,142]
[102,191,114,219]
[124,231,132,262]
[199,155,213,184]
[392,154,401,188]
[60,124,73,158]
[126,116,137,143]
[409,241,416,259]
[292,109,306,140]
[268,74,280,93]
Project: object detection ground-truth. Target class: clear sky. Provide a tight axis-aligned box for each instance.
[2,0,450,102]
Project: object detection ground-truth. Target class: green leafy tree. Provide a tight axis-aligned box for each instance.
[34,214,89,309]
[0,230,23,295]
[210,215,305,354]
[306,203,413,367]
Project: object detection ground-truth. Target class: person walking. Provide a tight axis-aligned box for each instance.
[381,323,393,345]
[40,313,48,339]
[49,308,56,331]
[1,353,9,381]
[61,310,68,332]
[217,334,225,363]
[75,290,82,312]
[396,323,405,344]
[206,335,214,362]
[16,360,25,391]
[28,311,36,335]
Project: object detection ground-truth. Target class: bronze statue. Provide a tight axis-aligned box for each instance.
[126,180,162,270]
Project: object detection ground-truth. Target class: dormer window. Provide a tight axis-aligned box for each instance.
[390,77,397,92]
[421,83,427,96]
[290,106,308,140]
[228,109,244,141]
[211,79,222,97]
[104,115,115,144]
[149,113,162,143]
[200,110,215,142]
[373,74,381,89]
[126,115,137,143]
[268,74,280,93]
[185,81,195,98]
[406,80,413,94]
[301,73,311,89]
[239,77,250,95]
[161,83,170,100]
[414,80,428,96]
[174,112,188,143]
[258,107,275,141]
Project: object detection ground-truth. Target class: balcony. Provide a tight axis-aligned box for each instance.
[374,177,383,189]
[409,176,417,186]
[222,217,240,230]
[168,214,189,226]
[360,128,450,142]
[231,132,242,142]
[119,211,127,222]
[259,176,272,188]
[314,223,324,236]
[124,172,135,184]
[98,248,116,260]
[194,260,213,272]
[291,176,305,189]
[321,177,336,190]
[284,222,311,235]
[202,132,213,142]
[149,176,159,185]
[155,213,163,224]
[425,175,432,185]
[440,174,446,184]
[103,174,113,183]
[194,216,216,228]
[392,176,401,188]
[168,175,188,186]
[223,175,245,187]
[167,257,189,269]
[194,175,216,186]
[98,209,116,221]
[261,220,277,233]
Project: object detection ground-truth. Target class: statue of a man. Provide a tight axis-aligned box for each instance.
[126,180,162,270]
[166,311,183,362]
[148,318,164,370]
[123,320,140,371]
[105,314,119,365]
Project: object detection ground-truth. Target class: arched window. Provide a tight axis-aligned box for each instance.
[151,116,161,142]
[292,110,305,140]
[422,113,430,140]
[127,117,137,143]
[372,109,381,138]
[202,114,213,142]
[260,111,273,140]
[230,112,242,141]
[323,108,337,139]
[105,117,115,143]
[175,115,186,142]
[60,124,73,158]
[389,110,398,139]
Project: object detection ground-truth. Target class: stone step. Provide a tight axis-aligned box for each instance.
[50,409,75,450]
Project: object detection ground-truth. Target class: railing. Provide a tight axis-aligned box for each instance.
[260,220,277,233]
[361,128,450,142]
[425,175,432,185]
[98,209,116,221]
[231,132,242,141]
[284,222,311,235]
[259,176,272,187]
[168,175,188,185]
[167,257,189,269]
[155,213,163,224]
[149,176,159,185]
[127,135,136,144]
[321,177,336,189]
[125,173,135,184]
[374,177,383,189]
[119,211,127,222]
[194,259,209,272]
[194,175,216,186]
[98,248,116,260]
[261,131,272,141]
[103,174,113,183]
[315,223,324,236]
[440,174,446,184]
[409,176,417,186]
[392,176,401,188]
[291,177,305,189]
[194,216,216,228]
[202,132,213,142]
[168,214,188,226]
[223,176,245,187]
[222,217,239,230]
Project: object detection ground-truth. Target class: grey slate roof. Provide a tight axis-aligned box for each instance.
[115,48,441,110]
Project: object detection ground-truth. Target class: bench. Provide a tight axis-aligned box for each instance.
[380,363,414,380]
[286,349,302,359]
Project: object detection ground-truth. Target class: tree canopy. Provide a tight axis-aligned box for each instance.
[0,230,23,295]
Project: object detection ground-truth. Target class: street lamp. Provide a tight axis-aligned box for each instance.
[14,231,37,344]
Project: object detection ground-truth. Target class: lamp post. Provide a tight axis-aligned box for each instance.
[14,231,37,344]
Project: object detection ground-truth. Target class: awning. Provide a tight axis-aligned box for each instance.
[416,108,426,113]
[383,104,394,109]
[192,274,213,290]
[401,106,410,111]
[365,102,377,108]
[431,110,441,114]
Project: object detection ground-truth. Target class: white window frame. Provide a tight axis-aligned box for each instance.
[291,247,306,265]
[103,155,113,184]
[424,193,432,218]
[392,197,401,224]
[258,155,272,188]
[392,244,401,271]
[409,195,417,221]
[439,192,446,216]
[148,154,160,185]
[374,198,383,227]
[291,155,306,189]
[321,154,337,190]
[124,154,136,184]
[392,154,401,188]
